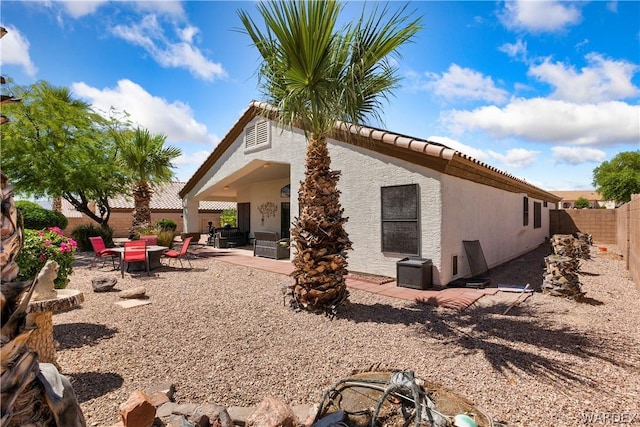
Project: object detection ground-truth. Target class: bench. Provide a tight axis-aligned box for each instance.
[253,231,290,260]
[210,227,249,248]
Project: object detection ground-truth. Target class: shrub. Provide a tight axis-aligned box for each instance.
[133,225,175,248]
[16,200,68,230]
[574,196,591,209]
[156,230,176,248]
[71,223,114,251]
[220,208,237,227]
[155,218,177,231]
[16,227,77,289]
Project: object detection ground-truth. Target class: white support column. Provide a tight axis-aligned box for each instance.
[182,197,199,233]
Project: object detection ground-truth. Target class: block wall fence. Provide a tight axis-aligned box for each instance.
[63,211,222,239]
[550,194,640,290]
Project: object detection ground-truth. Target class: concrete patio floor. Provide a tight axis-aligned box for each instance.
[191,245,499,310]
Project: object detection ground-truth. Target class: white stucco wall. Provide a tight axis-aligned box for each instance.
[237,178,291,235]
[440,174,551,285]
[182,119,306,233]
[327,140,444,280]
[183,115,553,286]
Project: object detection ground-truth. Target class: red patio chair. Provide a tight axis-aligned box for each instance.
[140,235,158,245]
[121,240,150,277]
[89,236,119,269]
[162,236,193,269]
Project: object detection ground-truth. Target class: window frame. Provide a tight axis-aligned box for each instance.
[533,201,542,229]
[523,196,529,227]
[380,184,420,256]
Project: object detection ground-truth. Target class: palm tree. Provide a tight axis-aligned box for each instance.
[239,1,421,313]
[113,127,182,231]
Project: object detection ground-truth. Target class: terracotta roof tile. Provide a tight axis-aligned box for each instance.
[61,182,235,215]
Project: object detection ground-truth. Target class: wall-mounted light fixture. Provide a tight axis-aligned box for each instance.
[223,185,230,190]
[263,162,270,168]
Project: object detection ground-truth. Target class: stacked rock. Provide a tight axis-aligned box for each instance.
[543,233,585,299]
[542,255,584,298]
[549,234,577,258]
[574,232,592,259]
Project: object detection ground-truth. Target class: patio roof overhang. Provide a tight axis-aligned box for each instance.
[197,159,290,202]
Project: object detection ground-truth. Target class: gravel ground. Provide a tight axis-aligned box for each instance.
[54,243,640,426]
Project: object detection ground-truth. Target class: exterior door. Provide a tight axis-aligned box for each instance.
[280,202,290,239]
[237,203,250,233]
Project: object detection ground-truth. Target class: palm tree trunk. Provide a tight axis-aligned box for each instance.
[132,182,153,229]
[290,136,352,312]
[51,196,62,212]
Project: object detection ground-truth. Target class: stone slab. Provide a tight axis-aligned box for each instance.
[115,299,151,309]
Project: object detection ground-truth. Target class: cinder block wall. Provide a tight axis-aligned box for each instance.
[63,211,222,239]
[549,209,616,243]
[620,195,640,290]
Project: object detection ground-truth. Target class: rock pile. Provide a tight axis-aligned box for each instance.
[543,233,588,299]
[111,384,313,427]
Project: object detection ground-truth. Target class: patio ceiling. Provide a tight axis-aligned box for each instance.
[199,160,290,201]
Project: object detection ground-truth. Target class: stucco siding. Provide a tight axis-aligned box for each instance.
[441,174,550,284]
[328,140,443,280]
[237,178,291,235]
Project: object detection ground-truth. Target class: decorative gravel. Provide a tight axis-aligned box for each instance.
[54,244,640,426]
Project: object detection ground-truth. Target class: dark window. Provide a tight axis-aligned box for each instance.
[452,255,458,276]
[533,202,542,229]
[523,196,529,226]
[543,201,548,208]
[381,184,419,255]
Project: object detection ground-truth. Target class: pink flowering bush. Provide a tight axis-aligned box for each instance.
[16,227,77,289]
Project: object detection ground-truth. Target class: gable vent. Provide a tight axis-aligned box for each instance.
[245,120,271,151]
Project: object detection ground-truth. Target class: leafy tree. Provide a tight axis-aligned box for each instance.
[112,127,182,231]
[238,0,421,313]
[15,200,68,229]
[1,80,128,227]
[592,151,640,204]
[574,196,591,209]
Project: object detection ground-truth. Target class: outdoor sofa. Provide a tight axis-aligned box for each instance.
[253,231,290,260]
[210,227,249,248]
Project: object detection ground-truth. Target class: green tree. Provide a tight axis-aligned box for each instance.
[238,0,421,313]
[574,196,591,209]
[112,127,182,230]
[1,79,128,227]
[592,151,640,204]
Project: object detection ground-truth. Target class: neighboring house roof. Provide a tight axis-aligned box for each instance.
[551,190,604,201]
[61,182,235,217]
[180,101,561,204]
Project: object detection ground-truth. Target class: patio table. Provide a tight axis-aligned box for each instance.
[111,245,168,271]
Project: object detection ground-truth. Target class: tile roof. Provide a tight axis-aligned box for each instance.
[180,101,561,204]
[550,190,604,201]
[61,182,235,216]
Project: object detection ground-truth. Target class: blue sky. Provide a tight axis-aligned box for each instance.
[1,0,639,191]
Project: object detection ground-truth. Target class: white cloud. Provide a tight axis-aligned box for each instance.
[551,146,607,165]
[529,53,640,102]
[54,0,184,19]
[173,150,215,182]
[111,15,226,81]
[423,64,509,104]
[132,1,185,18]
[499,38,528,61]
[441,98,640,146]
[0,25,37,77]
[500,0,582,33]
[71,79,218,145]
[59,0,108,18]
[488,148,539,168]
[428,135,538,170]
[607,1,618,13]
[427,135,489,161]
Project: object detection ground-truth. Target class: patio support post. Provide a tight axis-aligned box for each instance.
[182,197,199,233]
